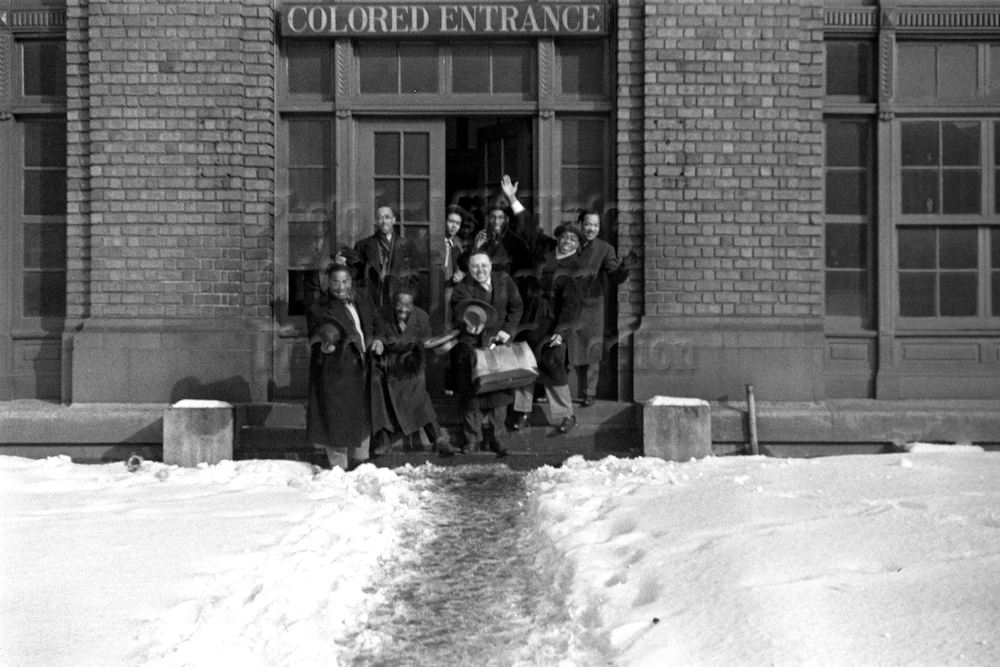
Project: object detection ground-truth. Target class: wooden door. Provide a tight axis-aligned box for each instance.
[357,120,446,317]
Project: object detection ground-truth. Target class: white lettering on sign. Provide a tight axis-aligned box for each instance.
[281,3,608,37]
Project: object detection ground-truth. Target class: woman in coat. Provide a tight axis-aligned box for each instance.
[567,211,636,406]
[510,225,584,433]
[306,263,385,470]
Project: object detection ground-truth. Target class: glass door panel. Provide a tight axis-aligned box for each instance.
[358,121,445,318]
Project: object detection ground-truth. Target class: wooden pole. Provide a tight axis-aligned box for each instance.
[746,383,759,456]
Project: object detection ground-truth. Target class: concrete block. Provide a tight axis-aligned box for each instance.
[163,399,234,467]
[643,396,712,462]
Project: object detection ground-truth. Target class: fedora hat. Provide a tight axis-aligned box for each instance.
[454,298,499,332]
[423,329,461,355]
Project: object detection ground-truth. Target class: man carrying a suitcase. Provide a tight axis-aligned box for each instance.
[449,250,523,456]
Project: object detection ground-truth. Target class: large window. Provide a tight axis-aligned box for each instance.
[17,39,67,320]
[823,39,876,330]
[894,43,1000,323]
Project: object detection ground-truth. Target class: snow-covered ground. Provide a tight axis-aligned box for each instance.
[2,446,998,666]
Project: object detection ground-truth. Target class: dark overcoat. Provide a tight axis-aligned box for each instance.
[354,233,419,308]
[376,306,439,437]
[305,293,383,450]
[517,252,583,386]
[567,237,627,366]
[449,271,524,410]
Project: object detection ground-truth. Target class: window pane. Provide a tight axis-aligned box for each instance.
[939,272,977,316]
[938,228,977,269]
[374,133,400,176]
[901,170,939,214]
[826,121,868,168]
[374,179,400,213]
[289,120,330,166]
[562,119,605,165]
[825,41,872,98]
[825,171,867,215]
[989,47,1000,100]
[23,271,66,318]
[899,272,936,316]
[23,223,67,270]
[287,42,330,96]
[562,167,604,211]
[24,122,66,168]
[826,271,868,318]
[938,44,977,100]
[993,271,1000,316]
[493,43,534,96]
[941,122,979,166]
[897,44,937,98]
[359,43,397,94]
[288,169,329,215]
[901,122,939,166]
[24,170,67,216]
[402,179,429,223]
[826,223,867,269]
[21,40,66,97]
[561,41,606,97]
[288,120,331,215]
[403,133,429,176]
[399,43,437,94]
[942,170,981,214]
[899,228,936,269]
[452,44,489,93]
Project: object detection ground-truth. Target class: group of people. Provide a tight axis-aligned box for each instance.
[305,176,636,470]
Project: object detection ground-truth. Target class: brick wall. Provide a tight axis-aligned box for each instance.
[65,0,275,321]
[639,0,825,319]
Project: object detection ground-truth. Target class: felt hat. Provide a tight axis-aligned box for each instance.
[454,298,499,332]
[423,329,461,355]
[334,246,362,267]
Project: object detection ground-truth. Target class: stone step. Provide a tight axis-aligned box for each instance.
[235,399,641,467]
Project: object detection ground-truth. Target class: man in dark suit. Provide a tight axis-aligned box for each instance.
[449,250,524,456]
[306,263,385,470]
[354,205,419,309]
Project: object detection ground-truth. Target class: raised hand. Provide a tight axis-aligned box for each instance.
[500,174,518,203]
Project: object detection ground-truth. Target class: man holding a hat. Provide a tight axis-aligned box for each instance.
[449,249,524,455]
[371,290,457,457]
[306,263,386,470]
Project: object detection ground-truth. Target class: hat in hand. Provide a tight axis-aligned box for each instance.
[454,298,499,333]
[423,329,461,355]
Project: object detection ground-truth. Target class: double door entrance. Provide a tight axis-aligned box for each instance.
[357,116,533,323]
[276,115,535,398]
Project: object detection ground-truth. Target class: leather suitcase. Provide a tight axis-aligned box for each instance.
[472,342,539,394]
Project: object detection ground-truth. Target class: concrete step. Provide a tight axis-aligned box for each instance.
[235,399,642,467]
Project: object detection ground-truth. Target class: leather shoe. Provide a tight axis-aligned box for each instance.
[434,435,457,457]
[581,395,595,407]
[510,412,529,430]
[459,441,479,454]
[557,415,577,433]
[490,438,509,458]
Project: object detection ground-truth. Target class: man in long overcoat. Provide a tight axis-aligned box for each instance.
[306,264,385,469]
[567,211,637,406]
[450,250,523,455]
[372,290,455,456]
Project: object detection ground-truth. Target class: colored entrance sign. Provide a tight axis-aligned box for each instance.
[280,2,608,37]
